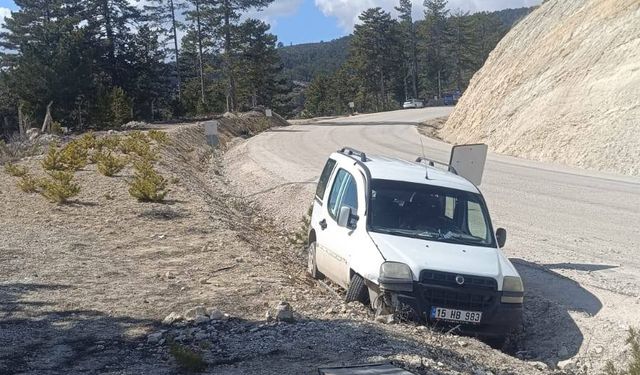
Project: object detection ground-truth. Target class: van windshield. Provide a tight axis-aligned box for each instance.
[369,179,496,247]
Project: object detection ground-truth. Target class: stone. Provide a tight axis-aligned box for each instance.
[208,309,224,320]
[528,361,548,370]
[594,346,604,354]
[267,301,294,322]
[26,128,41,141]
[558,359,576,371]
[458,340,468,347]
[184,306,207,320]
[162,312,183,325]
[374,314,395,324]
[194,315,209,325]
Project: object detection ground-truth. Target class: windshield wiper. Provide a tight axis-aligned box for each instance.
[373,228,440,240]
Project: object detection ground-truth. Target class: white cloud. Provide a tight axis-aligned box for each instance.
[245,0,304,28]
[0,7,11,31]
[314,0,541,32]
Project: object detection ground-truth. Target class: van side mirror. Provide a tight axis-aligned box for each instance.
[337,206,358,230]
[496,228,507,248]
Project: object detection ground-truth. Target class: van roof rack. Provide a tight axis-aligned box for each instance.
[415,156,459,176]
[339,147,367,162]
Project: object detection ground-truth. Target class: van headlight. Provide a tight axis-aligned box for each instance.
[501,276,524,304]
[378,262,413,292]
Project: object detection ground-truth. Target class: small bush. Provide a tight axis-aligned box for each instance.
[41,143,66,171]
[119,134,157,161]
[77,132,97,150]
[148,130,169,144]
[17,174,41,193]
[96,136,121,152]
[606,328,640,375]
[60,141,88,171]
[39,171,80,204]
[169,342,207,372]
[4,163,28,177]
[128,160,167,202]
[96,152,128,177]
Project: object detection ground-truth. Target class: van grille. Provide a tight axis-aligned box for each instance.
[422,288,495,311]
[420,270,497,290]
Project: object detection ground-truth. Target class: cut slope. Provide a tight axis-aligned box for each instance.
[441,0,640,176]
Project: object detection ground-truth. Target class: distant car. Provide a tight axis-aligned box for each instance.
[403,99,424,109]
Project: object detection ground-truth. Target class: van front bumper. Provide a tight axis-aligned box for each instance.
[385,282,523,338]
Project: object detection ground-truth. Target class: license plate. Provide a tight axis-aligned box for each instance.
[430,307,482,323]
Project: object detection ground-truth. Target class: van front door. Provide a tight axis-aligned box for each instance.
[316,168,359,288]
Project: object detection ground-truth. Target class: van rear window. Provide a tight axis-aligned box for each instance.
[316,158,337,200]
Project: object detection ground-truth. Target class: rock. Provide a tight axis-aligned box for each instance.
[458,340,468,347]
[147,332,163,344]
[194,332,209,341]
[528,361,548,370]
[162,312,183,325]
[208,309,224,320]
[558,346,570,358]
[594,346,604,354]
[558,359,576,371]
[222,112,237,119]
[267,301,294,322]
[200,278,210,284]
[184,306,207,321]
[374,314,395,324]
[194,315,209,325]
[26,128,41,141]
[165,271,176,279]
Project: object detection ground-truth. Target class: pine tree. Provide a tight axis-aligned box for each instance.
[235,19,281,109]
[447,10,477,92]
[350,8,403,111]
[421,0,450,98]
[144,0,186,99]
[395,0,418,100]
[205,0,274,112]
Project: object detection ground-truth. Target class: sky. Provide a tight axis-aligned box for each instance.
[0,0,541,45]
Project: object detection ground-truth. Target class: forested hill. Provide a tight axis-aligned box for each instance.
[279,7,534,84]
[278,36,351,82]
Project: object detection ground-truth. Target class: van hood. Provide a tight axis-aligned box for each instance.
[369,232,503,280]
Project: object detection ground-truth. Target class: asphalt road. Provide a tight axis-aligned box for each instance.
[226,107,640,366]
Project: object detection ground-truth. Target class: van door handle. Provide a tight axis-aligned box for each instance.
[319,219,327,230]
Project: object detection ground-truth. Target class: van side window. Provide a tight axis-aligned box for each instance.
[316,159,337,200]
[327,169,358,219]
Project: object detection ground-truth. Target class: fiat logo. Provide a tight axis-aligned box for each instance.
[455,275,465,285]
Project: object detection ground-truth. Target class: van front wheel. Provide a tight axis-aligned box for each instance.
[307,242,323,279]
[346,273,370,305]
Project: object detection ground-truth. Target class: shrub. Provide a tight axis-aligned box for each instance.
[148,130,169,144]
[77,132,97,150]
[39,171,80,203]
[128,160,167,202]
[17,174,41,193]
[120,135,157,161]
[59,141,88,171]
[169,342,207,372]
[605,328,640,375]
[4,162,28,177]
[96,152,128,177]
[41,143,66,171]
[95,135,121,152]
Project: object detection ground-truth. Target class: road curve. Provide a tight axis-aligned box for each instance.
[224,107,640,366]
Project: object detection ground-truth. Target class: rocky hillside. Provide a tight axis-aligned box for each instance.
[441,0,640,176]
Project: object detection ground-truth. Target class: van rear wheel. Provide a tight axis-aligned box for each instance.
[346,273,370,305]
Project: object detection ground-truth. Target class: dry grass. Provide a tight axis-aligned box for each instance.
[605,328,640,375]
[169,342,207,372]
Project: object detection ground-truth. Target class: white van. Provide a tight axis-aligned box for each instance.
[307,146,523,340]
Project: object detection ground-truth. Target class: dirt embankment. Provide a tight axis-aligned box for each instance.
[441,0,640,176]
[0,115,554,374]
